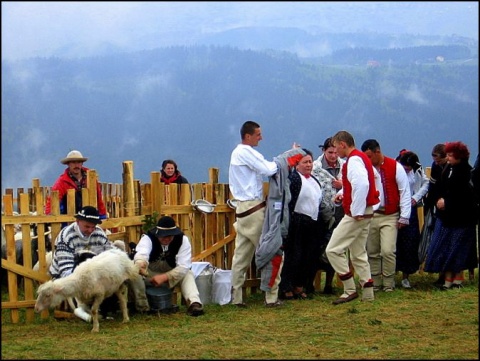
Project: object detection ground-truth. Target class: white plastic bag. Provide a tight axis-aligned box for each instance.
[212,269,232,305]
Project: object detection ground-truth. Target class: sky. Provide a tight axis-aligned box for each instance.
[2,1,478,61]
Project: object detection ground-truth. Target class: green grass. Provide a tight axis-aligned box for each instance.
[1,271,478,360]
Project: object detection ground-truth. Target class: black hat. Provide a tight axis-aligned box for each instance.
[155,216,182,237]
[75,206,102,225]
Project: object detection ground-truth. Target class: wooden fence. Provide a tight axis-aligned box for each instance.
[1,162,264,324]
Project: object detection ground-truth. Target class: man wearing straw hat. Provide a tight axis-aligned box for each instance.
[45,150,107,219]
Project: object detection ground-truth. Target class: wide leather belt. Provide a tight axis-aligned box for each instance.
[235,200,267,218]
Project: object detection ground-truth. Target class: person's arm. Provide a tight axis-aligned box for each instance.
[163,236,191,286]
[412,168,430,204]
[396,163,411,224]
[239,146,278,177]
[150,235,191,287]
[49,228,75,278]
[133,234,153,274]
[348,156,369,217]
[95,181,108,219]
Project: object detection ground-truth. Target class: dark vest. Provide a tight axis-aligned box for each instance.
[146,231,183,268]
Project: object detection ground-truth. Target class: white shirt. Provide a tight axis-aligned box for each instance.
[134,234,192,271]
[294,173,323,220]
[228,144,278,201]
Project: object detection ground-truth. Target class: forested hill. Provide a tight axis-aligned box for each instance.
[2,45,478,190]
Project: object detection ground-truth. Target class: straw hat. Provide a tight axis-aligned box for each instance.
[60,150,88,164]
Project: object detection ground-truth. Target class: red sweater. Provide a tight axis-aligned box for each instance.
[45,167,107,216]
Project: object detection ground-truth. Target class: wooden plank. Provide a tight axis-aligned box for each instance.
[1,259,51,283]
[20,193,35,322]
[192,234,235,262]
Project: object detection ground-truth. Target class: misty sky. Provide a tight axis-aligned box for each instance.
[1,1,478,192]
[2,1,478,61]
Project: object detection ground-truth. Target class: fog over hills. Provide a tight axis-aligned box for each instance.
[2,2,478,60]
[1,2,478,192]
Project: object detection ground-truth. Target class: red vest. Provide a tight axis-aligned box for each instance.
[378,157,400,215]
[342,149,380,215]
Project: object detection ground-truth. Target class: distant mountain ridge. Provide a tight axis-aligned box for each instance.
[1,30,478,191]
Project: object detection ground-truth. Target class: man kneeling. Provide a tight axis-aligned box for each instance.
[130,216,204,316]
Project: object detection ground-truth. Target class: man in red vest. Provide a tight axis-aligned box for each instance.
[326,131,380,304]
[361,139,411,292]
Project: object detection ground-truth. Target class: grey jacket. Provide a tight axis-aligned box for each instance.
[255,147,306,291]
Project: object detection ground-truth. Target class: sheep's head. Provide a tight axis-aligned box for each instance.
[34,280,65,312]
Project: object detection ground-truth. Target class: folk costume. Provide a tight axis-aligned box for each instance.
[326,149,379,303]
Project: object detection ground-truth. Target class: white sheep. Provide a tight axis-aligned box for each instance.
[34,247,140,332]
[33,240,128,312]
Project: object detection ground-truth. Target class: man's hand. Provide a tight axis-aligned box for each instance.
[332,178,343,190]
[150,273,168,287]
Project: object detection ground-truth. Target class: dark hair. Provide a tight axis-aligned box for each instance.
[397,151,422,172]
[332,130,355,147]
[445,141,470,161]
[302,148,313,158]
[240,120,260,139]
[320,137,334,150]
[361,139,381,152]
[161,159,178,172]
[432,143,446,158]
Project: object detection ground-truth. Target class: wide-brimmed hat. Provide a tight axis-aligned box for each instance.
[155,216,182,237]
[75,206,102,224]
[61,150,88,164]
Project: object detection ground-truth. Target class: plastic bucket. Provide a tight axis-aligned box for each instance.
[146,285,172,311]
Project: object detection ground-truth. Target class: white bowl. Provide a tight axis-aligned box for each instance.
[226,199,238,209]
[191,200,216,214]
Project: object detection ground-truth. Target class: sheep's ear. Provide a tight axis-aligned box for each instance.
[53,284,64,293]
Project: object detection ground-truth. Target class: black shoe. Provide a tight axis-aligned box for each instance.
[279,292,294,300]
[332,292,359,305]
[187,302,204,316]
[293,291,308,300]
[231,302,248,308]
[451,283,464,289]
[265,300,284,308]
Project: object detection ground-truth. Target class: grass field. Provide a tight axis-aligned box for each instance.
[1,271,478,360]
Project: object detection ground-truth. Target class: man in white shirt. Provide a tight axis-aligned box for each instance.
[361,139,411,292]
[132,216,204,316]
[229,120,303,307]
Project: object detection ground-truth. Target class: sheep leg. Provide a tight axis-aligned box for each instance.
[116,283,130,323]
[90,297,103,333]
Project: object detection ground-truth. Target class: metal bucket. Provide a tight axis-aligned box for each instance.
[196,273,213,305]
[146,285,172,311]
